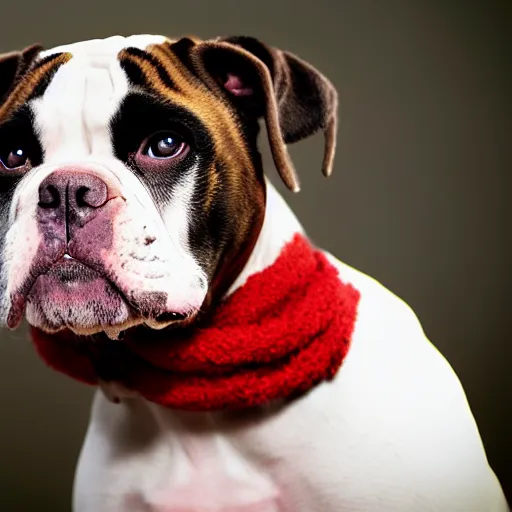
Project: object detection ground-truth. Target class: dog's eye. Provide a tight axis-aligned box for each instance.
[0,145,31,170]
[145,134,187,159]
[134,131,190,171]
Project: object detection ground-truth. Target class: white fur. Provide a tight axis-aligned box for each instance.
[73,182,508,512]
[161,161,201,264]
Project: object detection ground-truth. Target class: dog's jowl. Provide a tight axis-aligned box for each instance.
[0,35,508,511]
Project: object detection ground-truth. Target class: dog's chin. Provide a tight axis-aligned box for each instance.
[24,260,194,340]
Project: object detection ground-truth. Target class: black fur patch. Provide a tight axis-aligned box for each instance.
[109,92,227,275]
[0,104,43,196]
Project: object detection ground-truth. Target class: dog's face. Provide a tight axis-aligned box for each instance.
[0,34,337,339]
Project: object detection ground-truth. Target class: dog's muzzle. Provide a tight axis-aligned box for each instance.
[5,165,206,338]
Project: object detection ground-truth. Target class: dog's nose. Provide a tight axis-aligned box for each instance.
[38,170,109,211]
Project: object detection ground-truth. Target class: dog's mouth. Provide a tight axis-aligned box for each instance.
[47,254,101,281]
[14,254,195,339]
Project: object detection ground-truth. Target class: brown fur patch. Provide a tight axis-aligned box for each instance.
[118,39,266,304]
[0,52,72,122]
[119,41,261,223]
[204,162,219,212]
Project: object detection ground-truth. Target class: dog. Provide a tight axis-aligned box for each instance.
[0,35,508,512]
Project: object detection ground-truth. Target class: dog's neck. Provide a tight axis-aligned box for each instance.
[227,180,305,297]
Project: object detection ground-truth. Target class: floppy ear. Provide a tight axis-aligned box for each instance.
[189,36,338,192]
[0,43,43,105]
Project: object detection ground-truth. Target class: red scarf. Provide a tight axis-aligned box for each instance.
[30,234,360,411]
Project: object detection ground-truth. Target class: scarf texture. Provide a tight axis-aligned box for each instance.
[30,234,360,411]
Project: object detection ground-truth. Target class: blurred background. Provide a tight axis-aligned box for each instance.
[0,0,510,509]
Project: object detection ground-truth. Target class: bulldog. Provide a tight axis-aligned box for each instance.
[0,35,508,512]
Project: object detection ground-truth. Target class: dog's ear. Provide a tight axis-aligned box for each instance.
[190,36,338,192]
[0,43,44,105]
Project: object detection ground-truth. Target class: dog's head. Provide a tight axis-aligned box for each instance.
[0,35,337,339]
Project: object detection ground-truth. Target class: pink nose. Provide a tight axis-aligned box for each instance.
[38,170,110,211]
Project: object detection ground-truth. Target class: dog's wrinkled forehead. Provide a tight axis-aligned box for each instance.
[2,35,166,119]
[37,36,165,159]
[36,34,169,121]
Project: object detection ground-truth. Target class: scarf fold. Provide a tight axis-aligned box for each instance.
[30,234,360,411]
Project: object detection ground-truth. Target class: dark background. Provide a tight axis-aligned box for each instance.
[0,0,510,510]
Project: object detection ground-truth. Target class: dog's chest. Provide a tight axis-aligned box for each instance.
[127,429,282,511]
[79,399,290,512]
